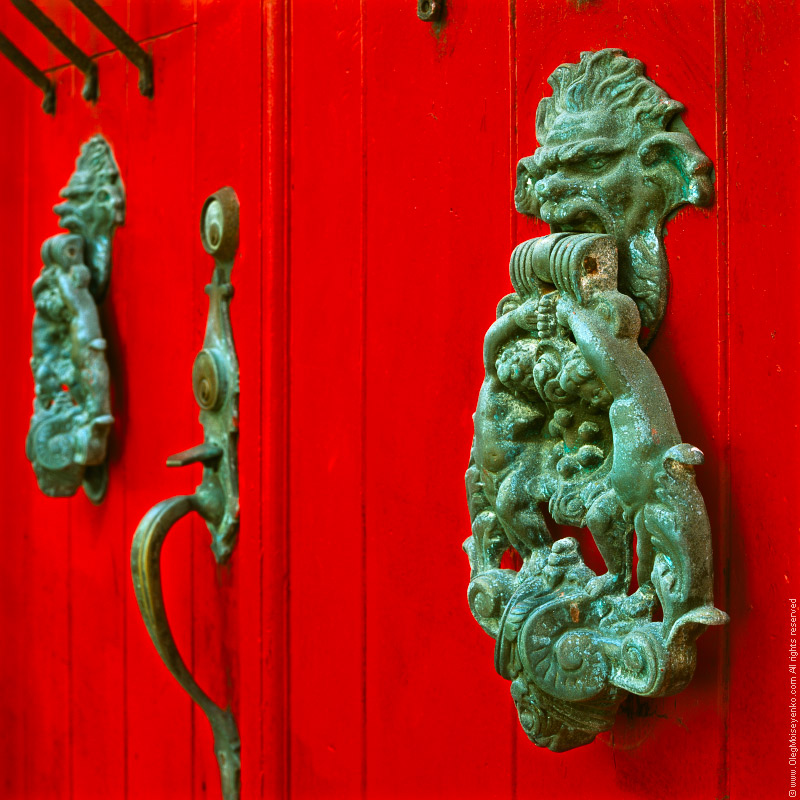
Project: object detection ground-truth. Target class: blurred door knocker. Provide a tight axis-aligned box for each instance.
[464,49,728,751]
[26,135,124,502]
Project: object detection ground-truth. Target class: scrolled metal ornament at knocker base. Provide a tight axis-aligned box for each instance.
[464,49,728,752]
[26,135,124,503]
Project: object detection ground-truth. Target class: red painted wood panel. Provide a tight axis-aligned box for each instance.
[362,4,518,798]
[0,47,35,800]
[259,2,291,798]
[287,0,365,797]
[0,1,796,798]
[122,26,199,800]
[726,1,800,798]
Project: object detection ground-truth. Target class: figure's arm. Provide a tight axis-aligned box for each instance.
[56,266,105,376]
[483,298,537,377]
[557,291,683,501]
[555,291,638,397]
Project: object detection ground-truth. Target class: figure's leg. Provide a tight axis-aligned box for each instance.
[465,456,489,522]
[584,489,632,597]
[465,456,510,575]
[495,468,552,567]
[635,519,656,592]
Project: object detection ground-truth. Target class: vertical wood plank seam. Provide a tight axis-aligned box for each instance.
[509,0,518,250]
[360,0,368,796]
[257,0,266,795]
[284,0,293,796]
[21,66,31,800]
[190,18,198,799]
[261,0,290,792]
[508,1,518,796]
[261,1,269,793]
[713,0,732,796]
[67,502,74,800]
[64,27,77,786]
[122,23,130,796]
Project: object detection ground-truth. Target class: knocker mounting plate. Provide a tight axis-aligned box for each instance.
[26,134,124,502]
[464,49,727,752]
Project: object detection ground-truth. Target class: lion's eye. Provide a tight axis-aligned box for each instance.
[584,156,608,171]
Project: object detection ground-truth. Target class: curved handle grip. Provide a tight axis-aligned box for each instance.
[131,494,240,800]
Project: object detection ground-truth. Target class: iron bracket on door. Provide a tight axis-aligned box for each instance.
[10,0,98,102]
[26,135,124,501]
[464,49,728,752]
[68,0,153,98]
[131,187,241,800]
[0,29,55,113]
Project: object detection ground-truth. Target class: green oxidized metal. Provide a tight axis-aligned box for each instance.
[514,48,714,345]
[465,50,727,752]
[131,187,241,800]
[26,135,124,503]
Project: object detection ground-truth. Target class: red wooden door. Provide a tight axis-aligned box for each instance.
[0,2,797,799]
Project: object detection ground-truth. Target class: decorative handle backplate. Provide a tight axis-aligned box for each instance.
[131,187,241,799]
[464,49,728,752]
[26,135,124,503]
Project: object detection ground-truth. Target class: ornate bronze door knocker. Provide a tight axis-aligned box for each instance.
[464,49,728,752]
[131,187,241,800]
[26,135,124,502]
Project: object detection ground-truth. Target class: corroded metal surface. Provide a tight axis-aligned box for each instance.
[130,187,240,800]
[26,135,124,501]
[417,0,444,21]
[514,48,714,345]
[464,51,727,752]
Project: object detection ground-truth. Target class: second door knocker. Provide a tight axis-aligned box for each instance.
[131,187,241,800]
[26,134,124,503]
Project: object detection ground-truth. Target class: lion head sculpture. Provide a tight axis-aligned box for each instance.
[514,48,714,344]
[53,135,125,300]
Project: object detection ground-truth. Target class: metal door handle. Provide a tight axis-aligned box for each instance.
[131,494,240,798]
[131,187,241,800]
[26,135,124,502]
[465,49,727,752]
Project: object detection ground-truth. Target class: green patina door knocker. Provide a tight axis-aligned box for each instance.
[464,49,728,751]
[26,135,124,503]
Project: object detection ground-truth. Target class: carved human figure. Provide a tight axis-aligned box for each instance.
[29,234,113,489]
[556,284,726,635]
[470,293,551,565]
[468,285,628,591]
[514,48,714,344]
[465,232,727,750]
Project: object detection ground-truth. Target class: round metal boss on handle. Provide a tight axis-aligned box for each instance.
[192,348,226,411]
[200,187,239,261]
